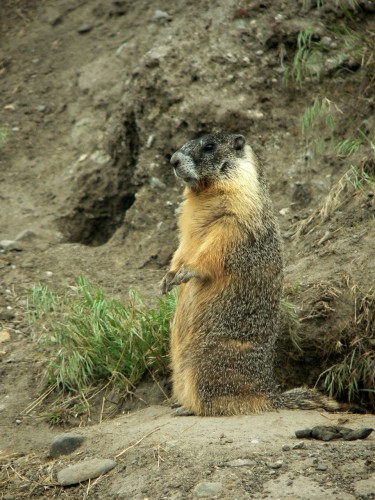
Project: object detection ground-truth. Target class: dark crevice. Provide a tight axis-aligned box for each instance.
[57,109,140,246]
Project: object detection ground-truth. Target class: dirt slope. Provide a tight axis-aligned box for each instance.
[0,0,374,498]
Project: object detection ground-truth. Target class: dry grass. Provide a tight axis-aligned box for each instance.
[293,160,375,239]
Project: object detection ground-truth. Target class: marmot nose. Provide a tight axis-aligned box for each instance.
[170,152,181,169]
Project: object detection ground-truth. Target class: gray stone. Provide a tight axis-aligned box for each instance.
[226,459,256,467]
[15,229,37,241]
[0,240,22,251]
[150,177,166,190]
[316,464,327,471]
[0,309,15,321]
[193,481,223,498]
[292,441,305,449]
[153,10,171,22]
[49,434,85,458]
[77,24,93,34]
[266,460,283,469]
[57,458,116,486]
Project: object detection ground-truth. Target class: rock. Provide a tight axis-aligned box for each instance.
[193,482,223,498]
[0,330,11,343]
[316,464,327,471]
[0,309,15,321]
[77,24,93,34]
[295,429,312,439]
[57,458,116,486]
[90,150,111,165]
[150,177,166,190]
[226,459,256,467]
[292,441,305,449]
[297,425,374,441]
[15,229,37,241]
[0,240,22,251]
[320,36,333,47]
[146,134,155,148]
[282,444,291,451]
[153,10,171,22]
[49,434,85,458]
[344,428,373,440]
[266,460,283,469]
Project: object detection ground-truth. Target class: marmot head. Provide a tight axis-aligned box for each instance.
[170,133,249,190]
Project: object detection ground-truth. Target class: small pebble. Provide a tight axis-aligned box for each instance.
[153,10,171,21]
[316,464,328,471]
[292,441,306,450]
[150,177,166,190]
[15,229,37,241]
[282,444,291,451]
[193,482,223,498]
[0,330,11,343]
[0,240,22,251]
[49,434,85,458]
[266,460,283,469]
[77,24,93,34]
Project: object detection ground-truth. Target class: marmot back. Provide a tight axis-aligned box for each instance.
[161,133,351,416]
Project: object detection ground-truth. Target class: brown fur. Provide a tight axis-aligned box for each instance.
[162,134,357,416]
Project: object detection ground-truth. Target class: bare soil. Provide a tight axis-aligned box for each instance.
[0,0,374,498]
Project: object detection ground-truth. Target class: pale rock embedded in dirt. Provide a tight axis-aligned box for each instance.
[193,481,223,498]
[316,464,327,471]
[0,240,22,251]
[0,309,15,321]
[0,330,11,343]
[153,10,172,22]
[15,229,37,241]
[49,434,85,458]
[57,458,116,486]
[150,177,166,190]
[225,459,256,467]
[77,24,93,34]
[292,441,306,449]
[266,460,283,469]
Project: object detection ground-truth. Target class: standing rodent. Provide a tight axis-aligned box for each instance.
[161,133,353,416]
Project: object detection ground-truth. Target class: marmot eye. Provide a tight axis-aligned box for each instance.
[203,143,215,152]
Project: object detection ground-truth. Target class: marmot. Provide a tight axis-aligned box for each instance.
[161,133,352,416]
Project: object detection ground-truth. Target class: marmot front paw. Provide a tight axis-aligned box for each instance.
[160,271,176,294]
[160,267,199,294]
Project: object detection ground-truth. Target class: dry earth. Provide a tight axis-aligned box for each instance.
[0,0,375,498]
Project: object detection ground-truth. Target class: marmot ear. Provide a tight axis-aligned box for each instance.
[234,135,246,150]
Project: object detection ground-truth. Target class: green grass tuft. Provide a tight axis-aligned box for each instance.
[284,28,325,85]
[318,287,375,408]
[280,299,303,352]
[0,127,8,146]
[30,277,176,394]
